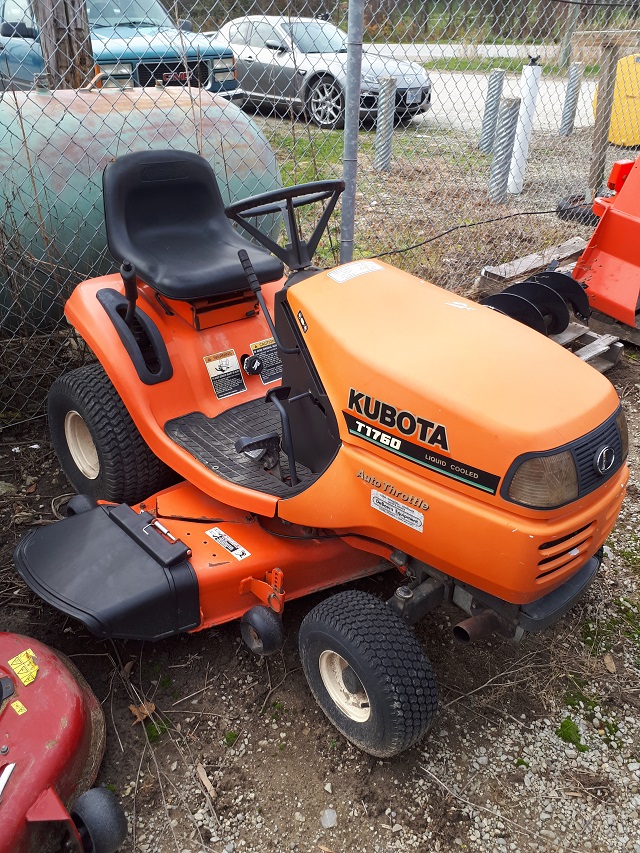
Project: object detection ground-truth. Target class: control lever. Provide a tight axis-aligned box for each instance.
[238,250,299,355]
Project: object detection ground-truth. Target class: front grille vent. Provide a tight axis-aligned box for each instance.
[572,416,622,497]
[537,521,596,578]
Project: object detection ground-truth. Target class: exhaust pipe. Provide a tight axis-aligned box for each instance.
[453,609,502,643]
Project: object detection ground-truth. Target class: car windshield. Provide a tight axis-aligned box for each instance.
[282,20,347,54]
[86,0,172,28]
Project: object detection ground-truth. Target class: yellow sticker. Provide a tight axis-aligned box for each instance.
[11,700,27,715]
[8,648,38,686]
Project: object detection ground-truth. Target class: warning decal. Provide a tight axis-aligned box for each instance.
[11,700,27,715]
[203,350,246,400]
[250,337,282,385]
[8,649,38,686]
[205,527,251,561]
[370,489,424,532]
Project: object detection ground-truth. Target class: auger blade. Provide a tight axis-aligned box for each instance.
[504,279,570,335]
[480,292,547,335]
[528,271,590,323]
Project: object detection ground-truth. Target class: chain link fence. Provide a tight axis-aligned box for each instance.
[1,0,640,426]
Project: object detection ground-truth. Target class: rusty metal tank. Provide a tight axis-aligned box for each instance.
[0,86,282,334]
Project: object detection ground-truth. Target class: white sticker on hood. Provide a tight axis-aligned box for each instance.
[327,261,383,283]
[370,489,424,532]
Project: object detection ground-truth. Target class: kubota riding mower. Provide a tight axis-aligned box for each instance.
[14,150,629,758]
[0,632,127,853]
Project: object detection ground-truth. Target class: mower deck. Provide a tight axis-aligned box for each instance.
[14,482,386,641]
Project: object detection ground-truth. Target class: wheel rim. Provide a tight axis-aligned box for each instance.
[318,650,370,722]
[309,80,343,127]
[64,411,99,480]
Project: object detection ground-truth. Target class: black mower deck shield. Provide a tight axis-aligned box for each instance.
[14,504,200,640]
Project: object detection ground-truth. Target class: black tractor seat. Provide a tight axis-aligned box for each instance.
[103,150,284,301]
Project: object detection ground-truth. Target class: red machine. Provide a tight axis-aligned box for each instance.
[572,157,640,327]
[0,632,127,853]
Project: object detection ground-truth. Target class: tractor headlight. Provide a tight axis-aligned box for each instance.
[616,408,629,460]
[506,450,579,509]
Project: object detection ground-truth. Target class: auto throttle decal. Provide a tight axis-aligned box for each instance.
[344,389,500,494]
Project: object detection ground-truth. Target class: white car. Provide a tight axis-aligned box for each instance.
[212,15,432,129]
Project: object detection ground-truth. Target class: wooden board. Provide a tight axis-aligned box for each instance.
[550,322,623,373]
[472,237,587,298]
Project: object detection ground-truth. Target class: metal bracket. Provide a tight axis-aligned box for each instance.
[239,568,285,614]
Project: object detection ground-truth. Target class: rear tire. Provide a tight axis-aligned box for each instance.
[71,787,128,853]
[48,363,176,504]
[299,590,438,757]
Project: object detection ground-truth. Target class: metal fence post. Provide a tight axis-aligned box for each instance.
[489,97,521,203]
[559,63,584,137]
[340,0,364,264]
[373,77,397,171]
[479,69,505,154]
[558,2,580,70]
[589,40,619,199]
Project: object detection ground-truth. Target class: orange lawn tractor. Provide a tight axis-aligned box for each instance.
[14,150,629,758]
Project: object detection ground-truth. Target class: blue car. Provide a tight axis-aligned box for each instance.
[0,0,242,98]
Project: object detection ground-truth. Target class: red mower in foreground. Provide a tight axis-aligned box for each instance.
[14,150,628,758]
[0,632,127,853]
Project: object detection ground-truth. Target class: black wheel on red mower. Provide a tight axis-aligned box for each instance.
[298,590,438,757]
[70,787,128,853]
[48,363,176,505]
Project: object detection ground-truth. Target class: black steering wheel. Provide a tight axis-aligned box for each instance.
[225,180,345,271]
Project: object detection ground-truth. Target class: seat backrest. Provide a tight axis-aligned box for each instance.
[102,150,284,301]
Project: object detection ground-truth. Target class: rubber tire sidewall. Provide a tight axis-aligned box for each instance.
[49,377,110,501]
[71,787,128,853]
[299,592,438,758]
[48,364,176,505]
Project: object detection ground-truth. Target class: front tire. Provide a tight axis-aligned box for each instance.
[299,590,438,757]
[71,787,128,853]
[48,363,176,504]
[306,76,345,129]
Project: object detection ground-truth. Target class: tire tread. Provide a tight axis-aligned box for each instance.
[299,589,438,757]
[49,363,175,504]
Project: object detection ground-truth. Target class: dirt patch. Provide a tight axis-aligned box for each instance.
[2,345,640,853]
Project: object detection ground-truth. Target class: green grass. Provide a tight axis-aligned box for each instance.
[423,57,600,77]
[556,716,589,752]
[145,720,169,743]
[224,731,239,747]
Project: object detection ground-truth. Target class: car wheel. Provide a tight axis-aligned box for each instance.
[48,363,176,504]
[299,590,438,757]
[305,75,345,129]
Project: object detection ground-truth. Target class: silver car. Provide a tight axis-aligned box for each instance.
[212,16,432,129]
